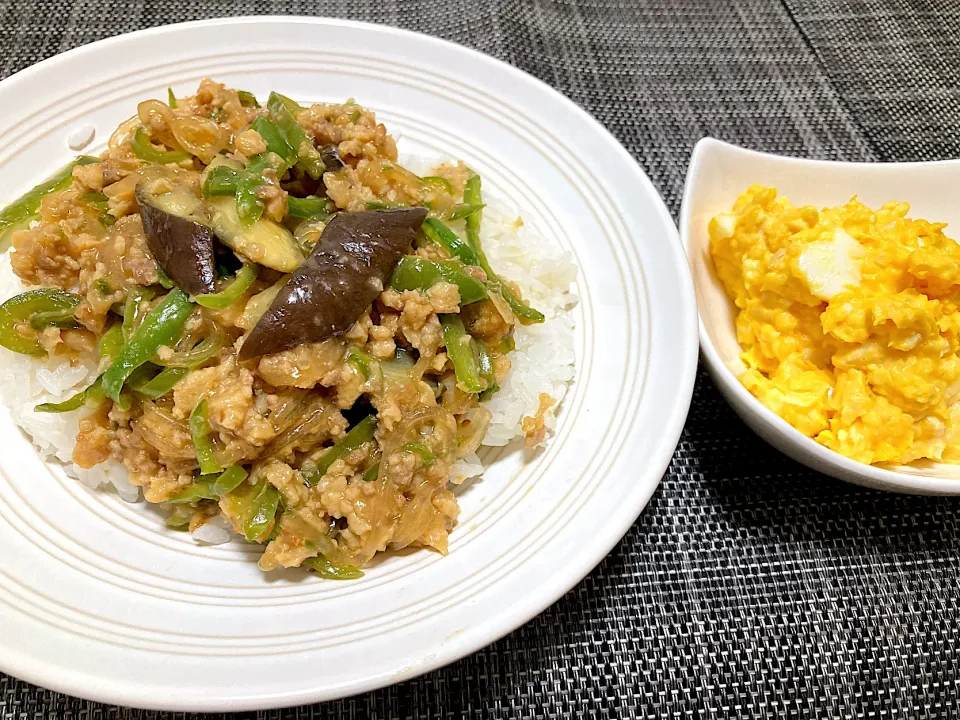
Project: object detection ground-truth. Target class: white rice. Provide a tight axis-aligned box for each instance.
[467,199,578,446]
[0,255,141,503]
[190,512,234,545]
[0,173,577,543]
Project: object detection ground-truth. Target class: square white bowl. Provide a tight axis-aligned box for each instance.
[680,137,960,495]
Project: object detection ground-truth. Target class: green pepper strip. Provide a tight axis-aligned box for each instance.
[305,415,378,486]
[366,200,409,211]
[400,442,436,467]
[101,288,193,403]
[159,334,220,369]
[79,190,109,213]
[267,92,325,179]
[362,462,380,482]
[389,256,487,305]
[167,88,177,108]
[440,314,485,393]
[189,398,223,476]
[80,191,116,228]
[244,480,281,542]
[202,166,243,197]
[211,464,249,495]
[476,340,499,399]
[422,217,481,266]
[303,555,364,580]
[170,464,248,504]
[165,504,194,528]
[196,264,260,309]
[287,196,332,219]
[35,376,106,413]
[235,177,263,226]
[204,153,282,226]
[28,307,80,329]
[121,287,156,340]
[169,481,218,504]
[463,174,545,324]
[272,92,302,114]
[98,322,124,360]
[421,176,453,193]
[131,127,191,164]
[251,117,297,167]
[345,348,373,380]
[124,363,158,391]
[0,156,100,250]
[237,90,259,108]
[0,289,81,356]
[247,152,281,175]
[448,203,485,221]
[156,269,175,289]
[234,153,285,227]
[462,175,483,248]
[134,366,188,399]
[24,289,81,331]
[480,261,544,323]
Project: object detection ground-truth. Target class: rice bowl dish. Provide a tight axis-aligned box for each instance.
[0,79,576,577]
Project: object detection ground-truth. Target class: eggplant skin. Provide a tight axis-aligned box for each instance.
[320,145,346,172]
[240,207,428,360]
[136,185,217,295]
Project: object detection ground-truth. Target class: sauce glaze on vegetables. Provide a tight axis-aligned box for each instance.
[0,79,543,576]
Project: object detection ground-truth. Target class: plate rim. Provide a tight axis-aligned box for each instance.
[0,15,699,709]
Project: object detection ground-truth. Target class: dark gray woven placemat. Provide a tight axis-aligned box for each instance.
[785,0,960,163]
[2,0,959,717]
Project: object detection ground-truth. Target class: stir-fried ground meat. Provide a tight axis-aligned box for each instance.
[3,78,534,575]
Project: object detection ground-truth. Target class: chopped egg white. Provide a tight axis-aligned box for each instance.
[796,228,864,301]
[712,212,737,239]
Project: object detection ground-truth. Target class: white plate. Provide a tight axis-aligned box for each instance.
[0,17,698,710]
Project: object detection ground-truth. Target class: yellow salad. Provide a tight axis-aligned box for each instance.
[710,185,960,466]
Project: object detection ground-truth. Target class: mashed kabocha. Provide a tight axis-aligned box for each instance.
[710,185,960,466]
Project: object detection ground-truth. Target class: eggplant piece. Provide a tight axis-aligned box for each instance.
[136,184,217,295]
[207,197,304,272]
[320,145,346,172]
[240,208,428,360]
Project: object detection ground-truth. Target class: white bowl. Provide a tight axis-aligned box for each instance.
[680,137,960,495]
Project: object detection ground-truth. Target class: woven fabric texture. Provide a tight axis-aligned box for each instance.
[2,0,959,718]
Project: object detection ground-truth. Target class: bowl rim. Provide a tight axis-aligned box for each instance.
[680,136,960,495]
